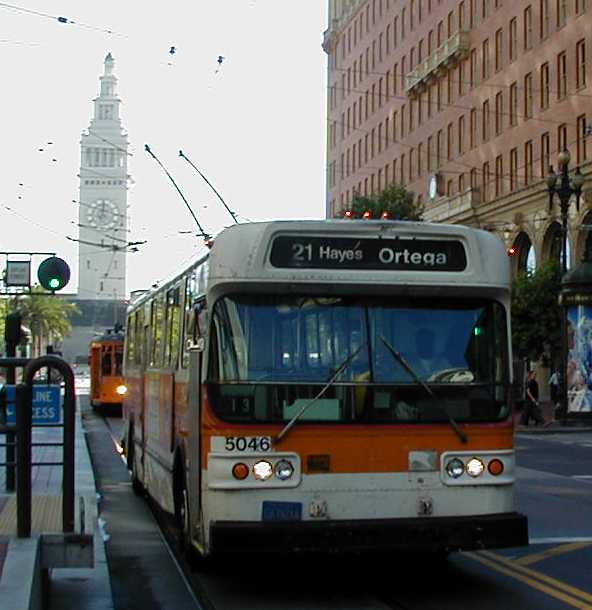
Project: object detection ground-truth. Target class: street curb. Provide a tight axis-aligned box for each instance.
[0,537,42,610]
[515,425,592,434]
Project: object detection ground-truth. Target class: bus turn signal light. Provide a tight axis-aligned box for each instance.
[232,463,249,480]
[488,458,504,476]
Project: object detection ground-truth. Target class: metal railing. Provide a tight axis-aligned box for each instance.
[0,355,76,537]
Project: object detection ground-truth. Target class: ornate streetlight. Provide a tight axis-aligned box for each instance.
[545,150,585,420]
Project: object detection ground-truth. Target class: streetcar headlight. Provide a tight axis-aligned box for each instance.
[445,458,465,478]
[116,384,128,396]
[253,460,273,481]
[274,459,294,480]
[466,457,485,478]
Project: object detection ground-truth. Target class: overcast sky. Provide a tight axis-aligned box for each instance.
[1,1,328,295]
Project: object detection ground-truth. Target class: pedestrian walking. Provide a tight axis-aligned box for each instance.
[520,370,546,426]
[549,370,560,411]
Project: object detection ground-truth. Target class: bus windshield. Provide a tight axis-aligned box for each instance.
[207,294,510,424]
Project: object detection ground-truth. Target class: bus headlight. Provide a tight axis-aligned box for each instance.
[116,384,128,396]
[253,460,273,481]
[445,458,465,478]
[275,459,294,480]
[466,457,485,477]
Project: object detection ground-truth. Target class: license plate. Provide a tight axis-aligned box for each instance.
[262,501,302,522]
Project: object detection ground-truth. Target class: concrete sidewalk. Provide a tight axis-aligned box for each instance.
[0,392,114,610]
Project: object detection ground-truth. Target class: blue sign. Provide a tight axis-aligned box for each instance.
[4,385,61,425]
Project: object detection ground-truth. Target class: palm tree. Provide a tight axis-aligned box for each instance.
[15,289,79,356]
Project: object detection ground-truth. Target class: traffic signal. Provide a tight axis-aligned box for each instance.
[4,312,23,345]
[37,256,70,291]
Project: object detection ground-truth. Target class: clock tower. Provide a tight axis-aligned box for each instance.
[78,53,129,301]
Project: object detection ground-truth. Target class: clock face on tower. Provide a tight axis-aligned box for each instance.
[88,199,118,229]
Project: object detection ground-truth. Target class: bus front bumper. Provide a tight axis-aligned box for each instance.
[210,512,528,555]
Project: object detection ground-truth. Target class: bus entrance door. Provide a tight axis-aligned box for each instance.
[186,344,203,545]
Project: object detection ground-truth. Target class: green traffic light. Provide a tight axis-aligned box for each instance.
[38,256,70,291]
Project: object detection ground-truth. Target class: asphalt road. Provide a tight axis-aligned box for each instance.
[83,395,592,610]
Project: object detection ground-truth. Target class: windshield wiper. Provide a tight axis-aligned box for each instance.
[379,336,468,444]
[273,344,365,445]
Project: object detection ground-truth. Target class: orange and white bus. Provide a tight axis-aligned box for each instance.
[122,220,528,560]
[89,327,126,410]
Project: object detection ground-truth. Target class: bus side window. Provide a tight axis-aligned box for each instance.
[125,312,136,366]
[164,285,182,369]
[151,295,164,368]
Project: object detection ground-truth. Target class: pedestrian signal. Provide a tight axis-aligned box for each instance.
[37,256,70,291]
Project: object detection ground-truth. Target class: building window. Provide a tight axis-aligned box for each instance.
[495,28,503,71]
[510,147,518,190]
[576,39,586,89]
[540,62,550,109]
[576,0,588,13]
[495,155,504,197]
[557,51,567,99]
[470,108,477,147]
[470,48,477,87]
[470,167,478,190]
[482,99,490,141]
[482,38,490,80]
[447,122,453,160]
[418,142,423,177]
[523,6,533,50]
[495,92,503,135]
[509,82,518,125]
[482,161,490,201]
[524,73,533,119]
[556,0,567,27]
[541,132,550,177]
[540,0,549,38]
[427,136,433,171]
[437,129,443,167]
[577,115,588,164]
[509,18,518,62]
[458,115,465,154]
[524,140,533,184]
[558,123,567,152]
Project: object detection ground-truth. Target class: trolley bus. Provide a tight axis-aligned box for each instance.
[89,326,127,410]
[122,220,528,560]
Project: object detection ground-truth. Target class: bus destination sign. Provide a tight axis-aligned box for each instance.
[270,235,467,271]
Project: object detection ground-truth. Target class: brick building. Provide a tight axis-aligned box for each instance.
[324,0,592,273]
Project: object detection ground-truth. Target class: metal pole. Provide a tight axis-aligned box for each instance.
[561,198,569,425]
[5,334,16,491]
[15,383,32,537]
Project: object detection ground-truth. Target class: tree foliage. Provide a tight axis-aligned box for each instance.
[511,259,562,362]
[345,184,423,220]
[2,290,79,356]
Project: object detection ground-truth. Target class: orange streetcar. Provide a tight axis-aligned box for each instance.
[89,325,127,411]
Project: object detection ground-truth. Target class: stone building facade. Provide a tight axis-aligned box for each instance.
[324,0,592,274]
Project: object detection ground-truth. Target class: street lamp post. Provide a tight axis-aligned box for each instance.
[545,150,585,422]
